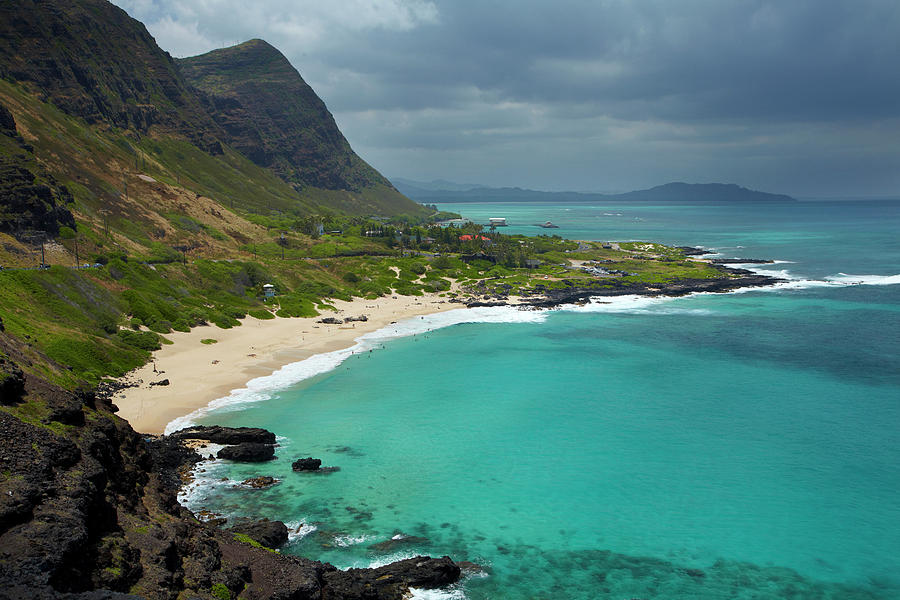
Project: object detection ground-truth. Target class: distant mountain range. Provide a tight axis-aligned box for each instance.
[393,179,796,203]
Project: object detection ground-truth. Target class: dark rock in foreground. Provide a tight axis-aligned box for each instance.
[170,425,276,445]
[0,355,26,405]
[0,379,462,598]
[322,556,461,600]
[230,519,289,549]
[292,457,322,471]
[217,443,275,462]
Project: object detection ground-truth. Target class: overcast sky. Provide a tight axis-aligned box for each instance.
[111,0,900,196]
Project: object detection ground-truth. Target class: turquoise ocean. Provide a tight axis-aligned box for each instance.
[175,198,900,599]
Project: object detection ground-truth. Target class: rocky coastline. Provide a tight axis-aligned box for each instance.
[0,368,460,599]
[465,260,785,309]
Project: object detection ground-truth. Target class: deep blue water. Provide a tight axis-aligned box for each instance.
[180,199,900,599]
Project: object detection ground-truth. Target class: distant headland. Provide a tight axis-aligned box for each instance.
[393,178,797,203]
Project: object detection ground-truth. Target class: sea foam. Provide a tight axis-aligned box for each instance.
[408,586,469,600]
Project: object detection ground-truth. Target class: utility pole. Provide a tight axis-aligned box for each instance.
[280,232,285,260]
[100,209,110,237]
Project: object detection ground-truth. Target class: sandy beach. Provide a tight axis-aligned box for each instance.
[113,292,461,434]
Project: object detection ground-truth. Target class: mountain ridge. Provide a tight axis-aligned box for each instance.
[178,40,419,215]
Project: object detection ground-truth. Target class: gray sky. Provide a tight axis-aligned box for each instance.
[112,0,900,196]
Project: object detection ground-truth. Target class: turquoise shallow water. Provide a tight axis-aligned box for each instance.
[180,199,900,599]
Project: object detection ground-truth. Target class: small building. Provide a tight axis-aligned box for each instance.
[524,259,541,269]
[436,218,471,228]
[489,217,507,227]
[263,284,276,299]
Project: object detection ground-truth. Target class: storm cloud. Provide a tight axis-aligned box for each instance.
[112,0,900,196]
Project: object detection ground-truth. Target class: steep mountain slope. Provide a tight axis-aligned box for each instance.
[0,0,222,153]
[179,39,421,215]
[0,103,76,236]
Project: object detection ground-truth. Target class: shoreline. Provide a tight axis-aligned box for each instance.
[112,292,463,434]
[113,260,783,436]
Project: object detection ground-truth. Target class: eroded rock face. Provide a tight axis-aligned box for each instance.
[0,101,76,237]
[230,519,289,549]
[0,0,223,149]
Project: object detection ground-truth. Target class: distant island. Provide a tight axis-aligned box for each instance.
[392,178,796,203]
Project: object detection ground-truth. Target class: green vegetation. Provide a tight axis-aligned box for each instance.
[0,213,729,390]
[231,532,276,553]
[200,338,218,345]
[211,582,231,600]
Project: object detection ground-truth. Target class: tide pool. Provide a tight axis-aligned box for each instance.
[180,199,900,599]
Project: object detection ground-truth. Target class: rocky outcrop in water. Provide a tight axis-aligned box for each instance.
[292,457,322,471]
[170,425,276,445]
[321,556,460,600]
[241,476,278,489]
[217,443,275,462]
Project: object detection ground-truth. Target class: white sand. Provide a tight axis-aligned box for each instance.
[112,293,461,434]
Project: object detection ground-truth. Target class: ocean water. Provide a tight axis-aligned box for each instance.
[178,199,900,599]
